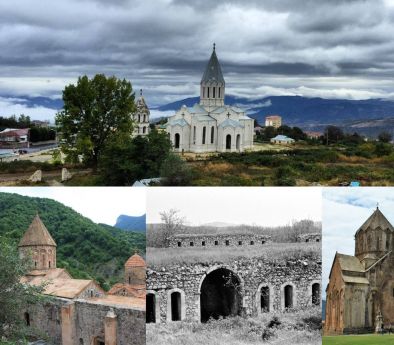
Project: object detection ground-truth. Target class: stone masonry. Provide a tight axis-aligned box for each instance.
[168,234,271,248]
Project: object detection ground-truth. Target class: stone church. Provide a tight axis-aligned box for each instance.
[132,89,150,137]
[18,214,146,345]
[165,45,254,152]
[325,207,394,334]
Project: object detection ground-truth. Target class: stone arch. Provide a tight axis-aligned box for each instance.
[166,288,186,322]
[198,265,244,323]
[147,290,160,324]
[280,282,297,310]
[309,280,321,306]
[174,133,180,149]
[225,134,231,150]
[255,283,274,315]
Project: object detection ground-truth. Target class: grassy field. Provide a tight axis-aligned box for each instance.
[147,308,322,345]
[147,242,320,267]
[323,334,394,345]
[184,145,394,186]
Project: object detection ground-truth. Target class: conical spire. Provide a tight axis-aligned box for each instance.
[135,89,150,115]
[125,253,146,268]
[19,214,57,247]
[355,206,394,236]
[201,43,225,84]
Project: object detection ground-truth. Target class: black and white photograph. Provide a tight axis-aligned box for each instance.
[146,187,322,345]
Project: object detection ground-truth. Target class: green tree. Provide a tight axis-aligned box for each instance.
[56,74,136,167]
[325,126,344,144]
[160,153,192,186]
[0,239,45,341]
[378,131,393,143]
[98,129,172,185]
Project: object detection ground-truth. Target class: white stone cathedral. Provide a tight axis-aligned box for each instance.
[133,89,150,137]
[166,45,254,152]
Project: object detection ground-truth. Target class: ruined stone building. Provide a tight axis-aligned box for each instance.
[165,44,254,152]
[168,233,271,248]
[19,214,146,345]
[325,207,394,334]
[146,232,321,324]
[132,89,150,137]
[297,233,321,243]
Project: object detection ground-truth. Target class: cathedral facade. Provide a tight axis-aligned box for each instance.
[166,45,254,153]
[325,207,394,334]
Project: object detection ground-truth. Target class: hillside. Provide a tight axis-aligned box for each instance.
[156,95,394,129]
[115,214,146,233]
[0,192,145,289]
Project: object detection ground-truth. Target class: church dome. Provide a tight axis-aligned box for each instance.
[125,253,146,268]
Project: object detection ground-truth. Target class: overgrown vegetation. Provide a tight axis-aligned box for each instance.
[147,307,322,345]
[186,143,394,186]
[0,192,145,290]
[147,242,320,267]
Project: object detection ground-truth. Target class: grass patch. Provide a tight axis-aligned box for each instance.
[323,334,394,345]
[147,242,320,267]
[147,307,322,345]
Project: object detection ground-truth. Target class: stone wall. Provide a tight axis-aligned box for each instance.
[24,297,146,345]
[297,233,321,243]
[147,255,321,323]
[168,234,271,249]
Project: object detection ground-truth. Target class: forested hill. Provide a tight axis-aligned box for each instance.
[0,192,145,289]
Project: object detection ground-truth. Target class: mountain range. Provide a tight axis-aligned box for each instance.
[114,214,146,233]
[155,95,394,130]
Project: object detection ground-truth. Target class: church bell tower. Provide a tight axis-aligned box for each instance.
[200,44,225,110]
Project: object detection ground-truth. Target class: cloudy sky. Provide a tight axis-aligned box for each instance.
[0,187,146,225]
[322,187,394,298]
[2,0,394,121]
[147,187,321,225]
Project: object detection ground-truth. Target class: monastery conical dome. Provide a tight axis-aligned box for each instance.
[19,214,57,247]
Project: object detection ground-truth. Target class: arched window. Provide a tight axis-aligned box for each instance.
[174,133,180,149]
[193,126,196,144]
[284,285,294,309]
[211,126,214,144]
[143,127,146,134]
[49,261,51,268]
[202,127,206,144]
[213,87,216,98]
[312,283,320,305]
[218,87,221,98]
[171,292,182,321]
[147,293,156,323]
[260,286,270,312]
[24,312,30,326]
[128,276,131,284]
[207,88,210,98]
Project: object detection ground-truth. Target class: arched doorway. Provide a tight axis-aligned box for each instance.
[284,285,293,309]
[200,267,242,322]
[24,312,30,326]
[171,291,181,321]
[146,293,156,323]
[236,134,241,151]
[174,133,180,149]
[225,135,231,150]
[312,283,320,306]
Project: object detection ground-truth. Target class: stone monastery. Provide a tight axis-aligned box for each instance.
[18,214,146,345]
[146,231,321,324]
[166,44,254,153]
[325,207,394,334]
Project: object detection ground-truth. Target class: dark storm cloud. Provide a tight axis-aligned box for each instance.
[1,0,394,108]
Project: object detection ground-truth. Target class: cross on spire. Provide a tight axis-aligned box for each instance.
[213,43,216,51]
[377,202,379,209]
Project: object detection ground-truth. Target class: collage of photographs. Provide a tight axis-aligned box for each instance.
[1,1,394,345]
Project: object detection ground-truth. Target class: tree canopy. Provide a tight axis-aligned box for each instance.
[56,74,136,166]
[0,239,44,341]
